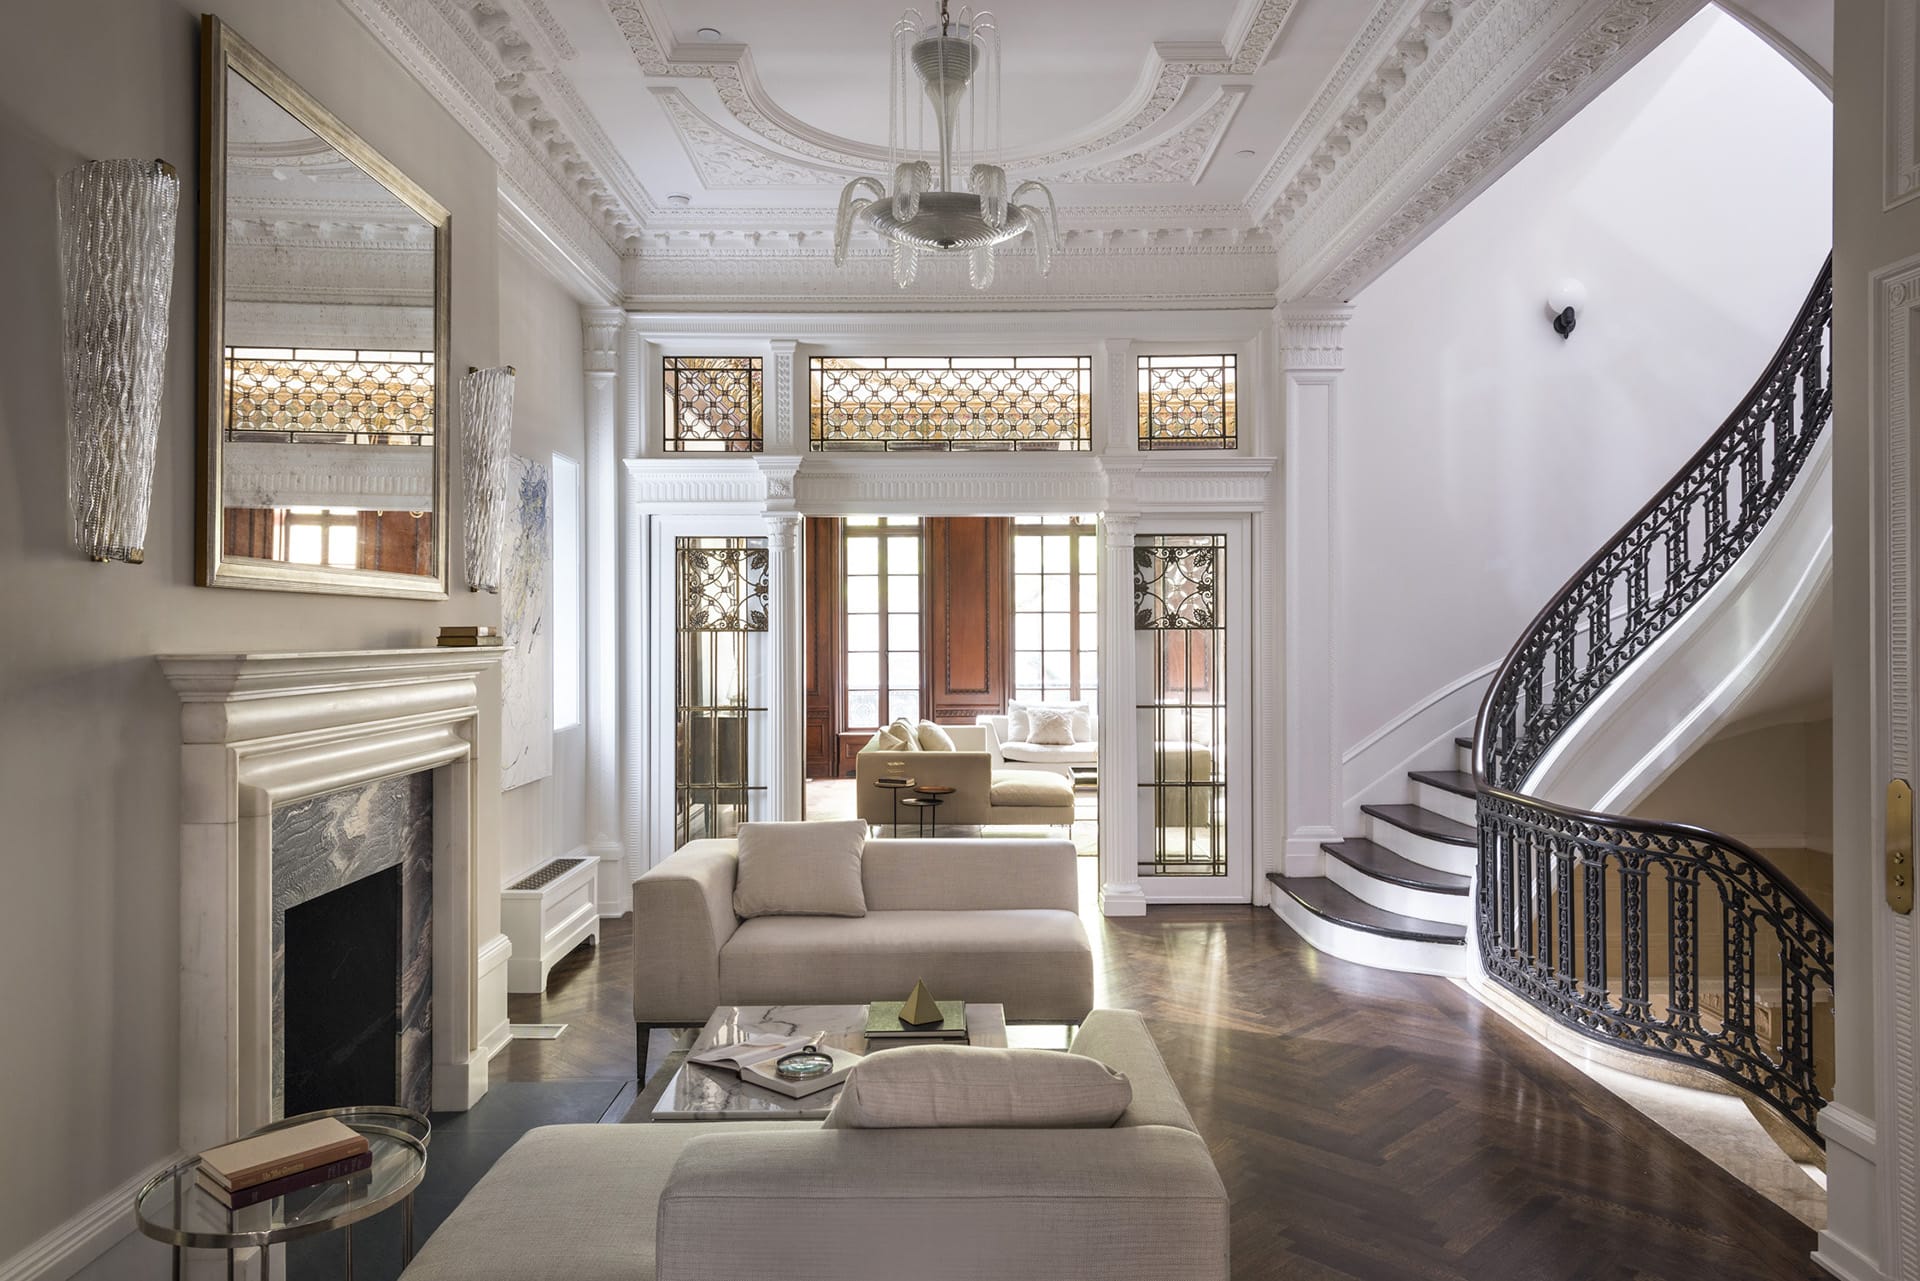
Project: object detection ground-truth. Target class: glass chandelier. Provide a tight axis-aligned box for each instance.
[833,2,1059,290]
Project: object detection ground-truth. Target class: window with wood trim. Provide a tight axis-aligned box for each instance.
[663,356,763,452]
[811,356,1093,451]
[842,516,922,729]
[1011,515,1098,704]
[1138,354,1237,450]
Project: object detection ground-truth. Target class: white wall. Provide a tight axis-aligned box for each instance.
[496,238,589,889]
[1333,8,1831,765]
[1635,718,1834,852]
[0,2,582,1274]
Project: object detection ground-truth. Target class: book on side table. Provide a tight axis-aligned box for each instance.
[196,1117,371,1209]
[688,1035,862,1098]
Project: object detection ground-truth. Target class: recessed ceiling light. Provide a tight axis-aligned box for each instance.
[1234,148,1257,159]
[696,26,722,39]
[666,192,692,207]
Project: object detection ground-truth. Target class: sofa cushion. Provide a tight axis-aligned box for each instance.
[865,725,909,753]
[732,820,868,919]
[990,769,1074,807]
[823,1044,1130,1130]
[399,1123,743,1281]
[1068,1009,1199,1133]
[1027,705,1077,745]
[915,719,956,751]
[887,716,923,750]
[1001,740,1099,766]
[720,909,1093,1022]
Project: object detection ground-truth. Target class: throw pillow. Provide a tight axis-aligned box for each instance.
[915,720,956,751]
[864,726,906,753]
[886,716,922,750]
[731,820,868,919]
[1006,701,1032,743]
[824,1045,1132,1129]
[1027,704,1077,746]
[1068,702,1094,743]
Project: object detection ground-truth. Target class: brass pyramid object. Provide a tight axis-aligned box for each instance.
[898,978,943,1028]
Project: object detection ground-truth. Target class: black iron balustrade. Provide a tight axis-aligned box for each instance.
[1472,257,1834,1145]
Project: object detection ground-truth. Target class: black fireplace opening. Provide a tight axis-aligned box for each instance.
[284,865,402,1117]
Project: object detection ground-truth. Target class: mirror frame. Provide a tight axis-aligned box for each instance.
[197,14,451,598]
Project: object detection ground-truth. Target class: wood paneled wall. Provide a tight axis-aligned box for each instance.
[804,515,1014,779]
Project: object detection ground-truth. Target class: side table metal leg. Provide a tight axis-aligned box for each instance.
[171,1245,182,1281]
[262,1244,272,1281]
[403,1194,416,1264]
[227,1248,236,1281]
[343,1223,352,1278]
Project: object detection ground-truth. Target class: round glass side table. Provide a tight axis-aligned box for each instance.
[134,1108,429,1281]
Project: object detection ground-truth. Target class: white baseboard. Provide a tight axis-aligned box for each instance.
[1284,830,1335,878]
[477,931,514,1063]
[0,1152,180,1281]
[1098,882,1148,917]
[1817,1104,1886,1281]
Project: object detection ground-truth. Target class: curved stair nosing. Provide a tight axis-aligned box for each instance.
[1269,878,1469,978]
[1361,805,1476,877]
[1322,853,1474,927]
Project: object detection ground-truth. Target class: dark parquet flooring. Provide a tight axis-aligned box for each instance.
[490,904,1820,1281]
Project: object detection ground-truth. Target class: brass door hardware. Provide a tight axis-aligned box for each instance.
[1890,779,1914,914]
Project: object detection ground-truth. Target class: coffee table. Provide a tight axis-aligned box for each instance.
[651,1003,1008,1121]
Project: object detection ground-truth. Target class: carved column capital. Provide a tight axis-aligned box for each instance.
[1275,303,1355,373]
[582,306,625,376]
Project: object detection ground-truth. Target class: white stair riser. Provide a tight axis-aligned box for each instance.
[1324,856,1473,926]
[1414,781,1478,826]
[1365,815,1476,877]
[1271,896,1470,977]
[1455,744,1474,775]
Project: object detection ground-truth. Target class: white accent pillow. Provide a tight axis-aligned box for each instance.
[731,820,868,919]
[1027,705,1077,746]
[915,720,956,751]
[823,1045,1132,1129]
[1007,701,1033,743]
[864,726,906,753]
[886,717,922,750]
[1069,703,1093,743]
[1010,700,1091,744]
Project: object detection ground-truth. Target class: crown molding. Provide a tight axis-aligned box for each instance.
[1266,0,1694,301]
[652,89,853,189]
[497,183,620,304]
[1047,87,1250,186]
[604,0,1297,174]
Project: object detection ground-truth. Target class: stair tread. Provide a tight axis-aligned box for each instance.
[1268,874,1467,944]
[1320,838,1471,895]
[1407,769,1478,799]
[1361,803,1477,846]
[1454,736,1474,751]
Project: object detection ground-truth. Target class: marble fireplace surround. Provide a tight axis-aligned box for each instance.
[160,649,506,1156]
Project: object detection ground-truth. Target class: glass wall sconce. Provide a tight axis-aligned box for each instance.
[461,365,516,592]
[57,158,180,563]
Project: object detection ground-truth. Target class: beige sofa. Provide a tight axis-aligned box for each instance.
[399,1009,1230,1281]
[853,724,1075,829]
[631,834,1093,1067]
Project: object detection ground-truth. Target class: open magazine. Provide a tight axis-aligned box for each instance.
[686,1034,818,1072]
[687,1034,861,1098]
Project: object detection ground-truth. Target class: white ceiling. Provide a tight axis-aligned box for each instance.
[548,0,1381,219]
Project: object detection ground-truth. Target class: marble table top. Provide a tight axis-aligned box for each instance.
[651,1003,1008,1122]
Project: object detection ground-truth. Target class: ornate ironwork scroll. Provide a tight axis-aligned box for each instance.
[810,355,1093,451]
[226,348,435,443]
[679,543,769,632]
[1473,258,1835,1145]
[663,356,762,452]
[675,536,768,846]
[1135,535,1227,877]
[1138,354,1237,450]
[1133,541,1217,629]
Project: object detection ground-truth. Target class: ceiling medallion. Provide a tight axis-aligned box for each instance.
[832,2,1059,290]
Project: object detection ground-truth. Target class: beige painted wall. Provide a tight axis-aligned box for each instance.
[0,0,585,1269]
[1635,719,1835,856]
[497,237,588,886]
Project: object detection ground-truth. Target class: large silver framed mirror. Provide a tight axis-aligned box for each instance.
[198,15,450,597]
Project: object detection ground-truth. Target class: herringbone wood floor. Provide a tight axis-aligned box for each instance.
[497,902,1820,1280]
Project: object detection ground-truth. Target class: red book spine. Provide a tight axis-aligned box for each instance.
[214,1152,373,1209]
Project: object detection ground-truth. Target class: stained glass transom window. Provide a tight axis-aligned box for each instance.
[679,542,769,632]
[663,356,762,452]
[810,356,1093,451]
[1138,354,1236,450]
[225,347,435,443]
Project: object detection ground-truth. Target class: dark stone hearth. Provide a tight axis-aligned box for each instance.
[272,772,433,1118]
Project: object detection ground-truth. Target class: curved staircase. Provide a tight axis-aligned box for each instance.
[1274,258,1836,1146]
[1270,738,1477,977]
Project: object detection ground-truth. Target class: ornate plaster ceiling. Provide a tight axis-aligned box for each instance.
[340,0,1698,306]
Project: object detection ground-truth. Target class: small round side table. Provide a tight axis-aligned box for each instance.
[900,793,945,837]
[135,1107,429,1281]
[872,775,917,835]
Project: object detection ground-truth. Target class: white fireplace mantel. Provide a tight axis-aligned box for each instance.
[160,648,509,1156]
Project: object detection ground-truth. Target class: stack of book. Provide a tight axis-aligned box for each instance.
[865,1000,969,1042]
[437,626,502,648]
[196,1117,372,1209]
